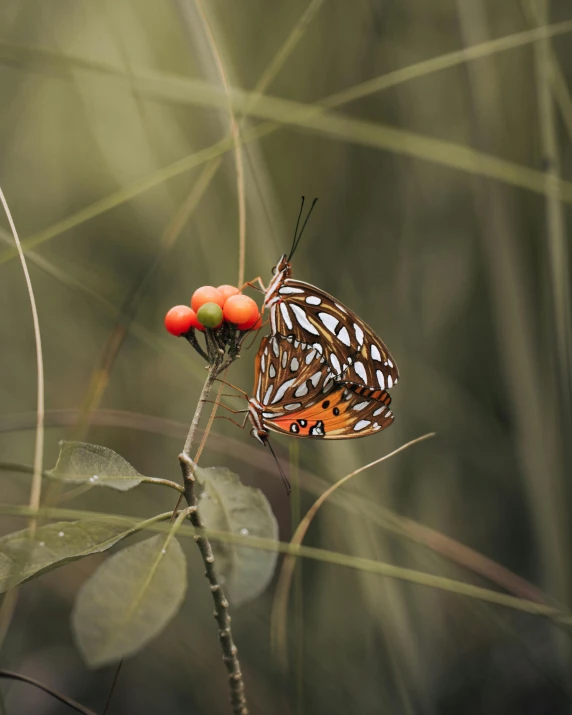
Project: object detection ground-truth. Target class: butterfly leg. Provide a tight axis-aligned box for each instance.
[213,413,250,429]
[243,317,269,350]
[213,377,248,397]
[240,276,267,293]
[204,399,248,414]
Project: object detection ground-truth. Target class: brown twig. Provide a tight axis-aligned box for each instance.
[178,345,248,714]
[179,450,247,714]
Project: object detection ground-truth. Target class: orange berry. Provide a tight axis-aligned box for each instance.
[164,306,196,336]
[223,294,259,327]
[216,284,240,304]
[191,286,224,313]
[237,314,262,331]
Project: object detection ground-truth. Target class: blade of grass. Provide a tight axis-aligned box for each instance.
[458,0,568,612]
[190,0,246,287]
[2,503,572,628]
[0,186,45,649]
[0,408,555,607]
[1,19,572,263]
[528,1,572,416]
[271,433,435,665]
[0,187,44,525]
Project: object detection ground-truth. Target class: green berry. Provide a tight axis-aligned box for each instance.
[197,301,223,329]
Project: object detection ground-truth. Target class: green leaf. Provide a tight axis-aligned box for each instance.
[72,533,187,667]
[48,441,143,491]
[0,518,134,593]
[196,466,278,606]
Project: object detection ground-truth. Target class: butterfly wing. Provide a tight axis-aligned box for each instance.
[264,383,394,440]
[253,335,334,414]
[269,279,399,393]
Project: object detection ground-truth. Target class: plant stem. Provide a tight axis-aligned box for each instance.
[183,364,219,456]
[179,368,248,715]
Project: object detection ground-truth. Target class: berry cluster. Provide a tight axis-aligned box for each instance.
[165,285,261,368]
[165,285,260,335]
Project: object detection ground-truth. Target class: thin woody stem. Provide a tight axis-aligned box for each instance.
[183,364,220,456]
[179,365,248,715]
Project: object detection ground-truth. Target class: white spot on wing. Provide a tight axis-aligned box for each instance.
[290,357,299,371]
[354,323,364,346]
[370,345,382,361]
[271,378,296,404]
[330,353,341,374]
[269,364,276,378]
[291,304,320,335]
[354,361,367,382]
[338,326,351,346]
[305,349,317,364]
[376,370,386,389]
[272,340,279,357]
[318,312,339,334]
[354,420,371,431]
[312,342,323,355]
[263,386,273,405]
[352,401,369,411]
[280,302,293,330]
[310,372,321,388]
[270,307,277,333]
[306,295,321,305]
[373,406,386,417]
[335,303,347,314]
[279,286,304,294]
[284,402,302,410]
[387,359,394,368]
[282,351,288,368]
[294,382,309,398]
[261,353,266,373]
[387,375,393,389]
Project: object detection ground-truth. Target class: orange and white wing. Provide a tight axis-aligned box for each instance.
[265,383,393,440]
[269,279,399,394]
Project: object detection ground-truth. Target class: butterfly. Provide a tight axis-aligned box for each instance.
[249,198,399,397]
[247,335,394,445]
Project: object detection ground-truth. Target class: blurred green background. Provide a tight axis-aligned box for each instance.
[1,0,572,713]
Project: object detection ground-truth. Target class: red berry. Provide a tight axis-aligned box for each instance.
[217,284,240,304]
[191,286,224,313]
[189,310,205,332]
[237,313,263,331]
[224,294,260,327]
[164,305,196,336]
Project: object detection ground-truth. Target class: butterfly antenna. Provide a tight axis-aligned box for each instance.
[266,438,291,495]
[288,196,305,261]
[288,196,318,261]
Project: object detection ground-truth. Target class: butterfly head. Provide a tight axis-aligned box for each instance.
[271,254,292,277]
